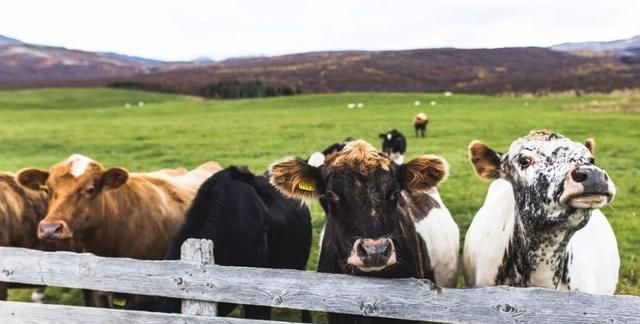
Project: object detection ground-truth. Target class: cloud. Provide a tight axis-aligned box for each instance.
[0,0,638,61]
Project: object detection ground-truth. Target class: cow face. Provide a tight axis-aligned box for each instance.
[271,140,447,274]
[17,154,129,240]
[379,129,406,164]
[469,130,615,231]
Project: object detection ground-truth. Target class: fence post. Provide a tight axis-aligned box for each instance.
[180,239,217,316]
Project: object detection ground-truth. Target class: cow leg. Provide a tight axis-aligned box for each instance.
[244,305,271,319]
[328,313,363,324]
[301,310,312,323]
[0,282,8,301]
[82,289,95,306]
[84,290,112,308]
[217,302,237,317]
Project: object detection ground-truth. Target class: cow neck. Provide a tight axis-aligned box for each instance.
[0,175,47,249]
[398,191,438,280]
[497,193,591,288]
[83,176,183,258]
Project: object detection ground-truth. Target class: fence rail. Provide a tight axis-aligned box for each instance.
[0,239,638,323]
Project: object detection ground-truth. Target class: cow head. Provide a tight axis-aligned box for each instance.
[379,129,406,164]
[469,130,615,231]
[17,154,129,240]
[271,140,447,274]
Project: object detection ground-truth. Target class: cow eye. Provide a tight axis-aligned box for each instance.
[325,191,340,204]
[588,157,595,164]
[84,186,96,196]
[518,156,533,169]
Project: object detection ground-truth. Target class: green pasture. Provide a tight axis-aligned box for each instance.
[0,88,637,320]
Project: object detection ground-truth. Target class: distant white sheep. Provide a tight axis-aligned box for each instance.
[414,100,421,106]
[347,103,356,109]
[124,103,131,108]
[138,101,145,107]
[430,101,437,106]
[357,102,364,108]
[444,91,453,97]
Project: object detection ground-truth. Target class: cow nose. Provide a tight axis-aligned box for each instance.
[356,239,391,258]
[38,221,71,240]
[570,167,609,193]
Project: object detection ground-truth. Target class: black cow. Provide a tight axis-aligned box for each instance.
[127,166,312,321]
[270,140,451,324]
[379,129,407,164]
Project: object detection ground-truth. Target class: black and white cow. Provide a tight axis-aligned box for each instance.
[270,140,459,324]
[379,130,407,164]
[127,166,312,321]
[464,130,619,294]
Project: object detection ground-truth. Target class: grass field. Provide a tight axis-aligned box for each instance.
[1,88,638,319]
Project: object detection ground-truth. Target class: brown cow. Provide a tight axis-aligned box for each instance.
[0,173,74,301]
[16,154,219,260]
[414,112,428,138]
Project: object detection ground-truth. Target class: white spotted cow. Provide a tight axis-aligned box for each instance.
[464,130,619,294]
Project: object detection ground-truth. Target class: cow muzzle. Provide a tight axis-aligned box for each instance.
[560,166,615,209]
[347,238,396,272]
[38,220,72,240]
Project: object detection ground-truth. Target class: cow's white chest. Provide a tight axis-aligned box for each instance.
[528,244,562,289]
[389,152,404,165]
[564,210,619,294]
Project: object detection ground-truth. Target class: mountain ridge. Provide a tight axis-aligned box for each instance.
[1,34,640,94]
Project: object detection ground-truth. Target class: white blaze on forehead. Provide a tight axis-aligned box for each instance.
[66,154,93,177]
[386,133,392,140]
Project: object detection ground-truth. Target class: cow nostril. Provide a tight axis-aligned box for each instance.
[571,169,588,183]
[53,224,63,234]
[604,173,609,182]
[356,243,368,258]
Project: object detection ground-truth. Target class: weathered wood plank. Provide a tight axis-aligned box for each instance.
[181,239,217,316]
[0,301,290,324]
[0,246,639,323]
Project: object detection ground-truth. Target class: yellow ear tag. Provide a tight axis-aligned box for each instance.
[297,181,315,192]
[113,298,127,307]
[39,184,48,191]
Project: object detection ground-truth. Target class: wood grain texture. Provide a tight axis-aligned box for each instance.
[0,245,638,323]
[0,301,288,324]
[181,239,218,316]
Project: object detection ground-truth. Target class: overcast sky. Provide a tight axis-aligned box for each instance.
[1,0,638,61]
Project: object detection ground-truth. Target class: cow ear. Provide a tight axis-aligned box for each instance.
[468,140,501,179]
[585,138,596,155]
[17,168,50,191]
[379,133,386,139]
[269,157,322,201]
[102,167,129,190]
[399,155,449,192]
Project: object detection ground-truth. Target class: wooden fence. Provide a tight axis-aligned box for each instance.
[0,239,638,323]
